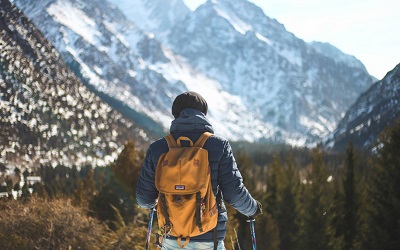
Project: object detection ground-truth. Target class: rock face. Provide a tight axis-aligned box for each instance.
[325,63,400,151]
[0,0,150,168]
[13,0,375,146]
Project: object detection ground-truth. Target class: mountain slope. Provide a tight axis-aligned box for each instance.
[14,0,375,146]
[108,0,191,39]
[14,0,176,135]
[0,0,150,168]
[13,0,282,143]
[167,0,375,144]
[325,63,400,151]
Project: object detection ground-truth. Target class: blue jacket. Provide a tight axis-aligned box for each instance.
[136,108,258,241]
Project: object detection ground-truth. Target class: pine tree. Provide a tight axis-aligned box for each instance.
[265,156,285,216]
[329,175,345,249]
[276,153,301,250]
[300,146,332,250]
[363,121,400,249]
[20,176,31,201]
[329,142,361,249]
[342,143,358,249]
[236,151,257,194]
[256,212,281,250]
[112,141,144,196]
[234,151,260,248]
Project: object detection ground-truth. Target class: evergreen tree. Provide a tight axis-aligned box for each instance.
[89,166,136,230]
[265,156,285,216]
[236,151,257,194]
[73,166,95,207]
[256,212,280,250]
[276,153,301,250]
[112,141,144,196]
[20,182,31,201]
[300,146,332,250]
[342,143,358,249]
[234,151,259,248]
[330,175,345,249]
[263,155,286,249]
[363,121,400,250]
[329,142,361,249]
[5,178,13,199]
[12,167,21,191]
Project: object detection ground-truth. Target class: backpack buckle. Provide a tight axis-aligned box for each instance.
[161,221,173,236]
[175,195,182,203]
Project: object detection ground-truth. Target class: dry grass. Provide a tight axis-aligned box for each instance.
[0,197,147,249]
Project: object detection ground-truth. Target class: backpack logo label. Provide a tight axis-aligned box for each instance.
[194,159,199,166]
[163,160,168,166]
[175,185,185,190]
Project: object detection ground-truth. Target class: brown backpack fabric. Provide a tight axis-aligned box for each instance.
[155,132,218,248]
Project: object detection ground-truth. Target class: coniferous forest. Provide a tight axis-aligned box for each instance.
[1,121,400,250]
[1,0,399,249]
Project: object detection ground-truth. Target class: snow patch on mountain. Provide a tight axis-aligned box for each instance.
[107,0,190,39]
[47,1,99,45]
[14,0,375,147]
[325,63,400,151]
[213,2,251,35]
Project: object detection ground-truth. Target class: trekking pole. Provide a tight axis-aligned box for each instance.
[247,218,257,250]
[146,207,156,250]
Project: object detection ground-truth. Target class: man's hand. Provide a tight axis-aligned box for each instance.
[249,200,263,220]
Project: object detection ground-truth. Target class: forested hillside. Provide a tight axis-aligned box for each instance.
[2,121,400,249]
[0,0,151,168]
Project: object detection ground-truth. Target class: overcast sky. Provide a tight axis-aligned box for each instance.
[183,0,400,79]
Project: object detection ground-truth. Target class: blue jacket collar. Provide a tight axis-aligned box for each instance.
[170,108,214,133]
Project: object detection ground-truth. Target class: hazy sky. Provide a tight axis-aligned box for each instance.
[183,0,400,79]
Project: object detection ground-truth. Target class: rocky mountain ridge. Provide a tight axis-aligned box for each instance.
[325,63,400,151]
[13,0,376,146]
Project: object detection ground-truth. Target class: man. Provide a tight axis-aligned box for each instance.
[136,91,262,249]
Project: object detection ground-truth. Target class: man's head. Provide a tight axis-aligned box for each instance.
[172,91,208,118]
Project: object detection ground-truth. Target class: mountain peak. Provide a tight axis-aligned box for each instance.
[13,0,375,147]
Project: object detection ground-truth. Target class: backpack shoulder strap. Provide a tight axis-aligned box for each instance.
[194,132,213,148]
[164,133,178,149]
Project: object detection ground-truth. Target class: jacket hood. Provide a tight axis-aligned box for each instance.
[170,108,214,133]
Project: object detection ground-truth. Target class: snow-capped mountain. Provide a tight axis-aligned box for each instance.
[12,0,281,143]
[13,0,375,146]
[166,0,375,144]
[325,63,400,151]
[0,0,150,168]
[13,0,179,135]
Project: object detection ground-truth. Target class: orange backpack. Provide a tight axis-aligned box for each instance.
[155,132,218,248]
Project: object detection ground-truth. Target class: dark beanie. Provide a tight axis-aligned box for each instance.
[172,91,208,118]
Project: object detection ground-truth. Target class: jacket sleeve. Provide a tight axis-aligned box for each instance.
[218,140,258,217]
[136,145,158,209]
